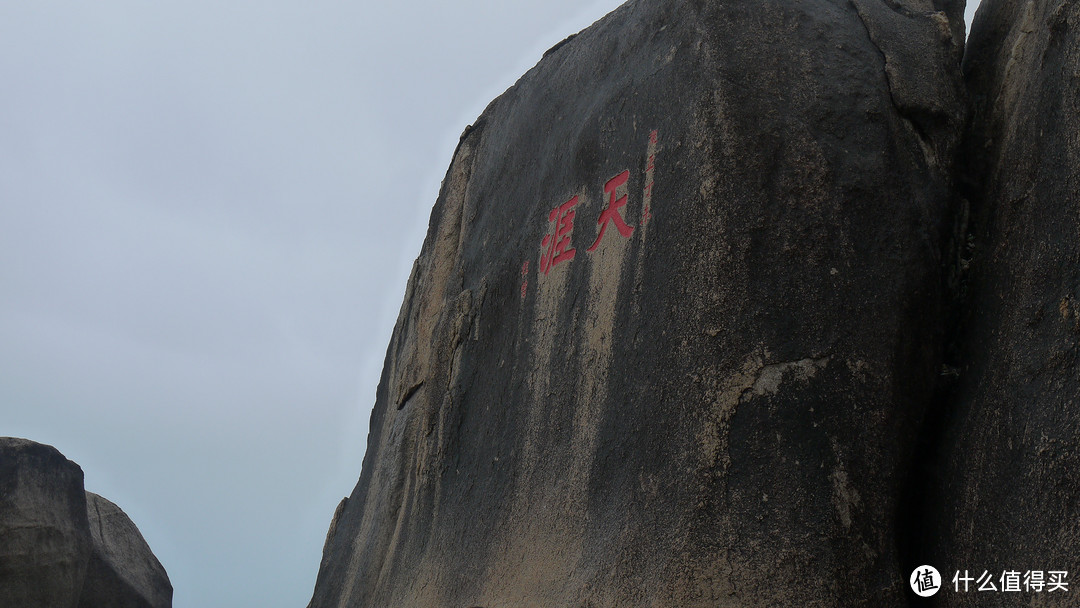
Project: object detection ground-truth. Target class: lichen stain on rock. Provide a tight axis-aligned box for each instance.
[830,466,862,529]
[388,124,476,414]
[999,0,1041,121]
[518,188,581,487]
[572,204,633,470]
[484,188,641,604]
[748,356,832,398]
[696,353,831,474]
[695,350,767,473]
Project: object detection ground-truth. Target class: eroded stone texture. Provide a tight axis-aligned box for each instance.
[78,493,172,608]
[925,0,1080,603]
[0,438,91,608]
[309,0,965,606]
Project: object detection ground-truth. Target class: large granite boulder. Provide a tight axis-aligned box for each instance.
[0,438,172,608]
[308,0,966,605]
[79,493,173,608]
[925,0,1080,602]
[0,438,91,608]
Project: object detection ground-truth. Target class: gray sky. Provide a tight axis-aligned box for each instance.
[0,2,982,607]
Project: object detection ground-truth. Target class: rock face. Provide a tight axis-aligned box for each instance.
[0,438,172,608]
[0,438,92,608]
[308,0,966,606]
[925,0,1080,602]
[79,493,173,608]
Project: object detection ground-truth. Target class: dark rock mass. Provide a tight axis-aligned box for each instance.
[0,438,91,608]
[79,493,173,608]
[308,0,967,605]
[924,0,1080,602]
[0,438,172,608]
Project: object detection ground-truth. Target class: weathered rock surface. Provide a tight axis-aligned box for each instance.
[0,438,172,608]
[79,493,172,608]
[924,0,1080,602]
[0,438,91,608]
[309,0,966,606]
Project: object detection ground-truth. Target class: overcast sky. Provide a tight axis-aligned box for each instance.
[1,2,982,607]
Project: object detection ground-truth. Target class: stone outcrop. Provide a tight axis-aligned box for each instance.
[79,493,173,608]
[923,0,1080,602]
[308,0,967,606]
[0,438,92,608]
[0,438,172,608]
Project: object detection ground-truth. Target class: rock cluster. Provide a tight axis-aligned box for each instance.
[0,438,172,608]
[307,0,1080,605]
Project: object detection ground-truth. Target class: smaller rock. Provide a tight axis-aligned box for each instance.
[79,492,172,608]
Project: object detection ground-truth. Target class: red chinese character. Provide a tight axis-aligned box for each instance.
[540,195,579,274]
[587,170,634,251]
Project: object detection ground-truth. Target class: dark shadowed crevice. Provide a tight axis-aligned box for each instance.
[894,90,981,607]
